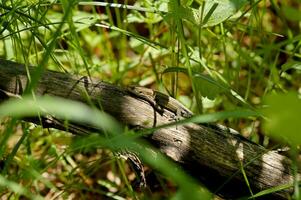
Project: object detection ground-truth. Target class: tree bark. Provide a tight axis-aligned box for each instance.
[0,59,297,199]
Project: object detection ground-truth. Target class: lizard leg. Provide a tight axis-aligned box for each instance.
[168,109,181,130]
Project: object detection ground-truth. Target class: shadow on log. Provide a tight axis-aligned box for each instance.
[0,59,297,199]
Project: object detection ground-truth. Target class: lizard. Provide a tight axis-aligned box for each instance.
[126,86,255,142]
[126,86,193,120]
[123,86,193,187]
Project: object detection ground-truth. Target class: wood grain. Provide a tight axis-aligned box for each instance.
[0,59,297,199]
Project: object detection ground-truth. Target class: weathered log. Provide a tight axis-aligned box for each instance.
[0,59,297,199]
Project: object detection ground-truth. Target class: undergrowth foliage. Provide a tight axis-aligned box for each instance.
[0,0,301,199]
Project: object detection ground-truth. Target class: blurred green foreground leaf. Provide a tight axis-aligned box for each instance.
[262,92,301,147]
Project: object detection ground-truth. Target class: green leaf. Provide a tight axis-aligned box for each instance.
[95,23,163,49]
[167,0,248,27]
[0,96,122,135]
[194,73,224,100]
[166,0,201,25]
[72,11,100,31]
[126,12,146,23]
[202,0,248,27]
[180,6,202,25]
[262,92,301,146]
[0,175,43,200]
[281,60,301,72]
[282,6,301,21]
[249,183,294,199]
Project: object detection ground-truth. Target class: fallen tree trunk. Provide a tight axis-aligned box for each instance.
[0,59,297,199]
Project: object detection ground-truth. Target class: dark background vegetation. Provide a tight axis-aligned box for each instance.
[0,0,301,199]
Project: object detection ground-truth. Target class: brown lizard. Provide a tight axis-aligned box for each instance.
[127,86,193,120]
[123,86,193,188]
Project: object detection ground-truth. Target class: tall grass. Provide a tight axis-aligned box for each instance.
[0,0,301,199]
